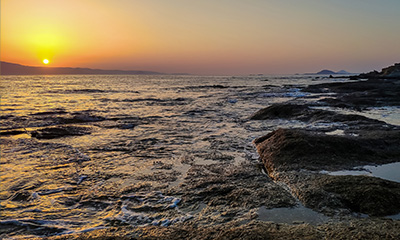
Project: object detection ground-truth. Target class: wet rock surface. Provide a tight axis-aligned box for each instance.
[254,128,400,172]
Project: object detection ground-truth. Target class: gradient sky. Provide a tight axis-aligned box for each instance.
[1,0,400,75]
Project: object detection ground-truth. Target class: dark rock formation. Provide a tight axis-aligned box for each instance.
[254,128,400,172]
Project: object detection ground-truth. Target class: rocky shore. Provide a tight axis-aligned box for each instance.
[250,64,400,237]
[13,64,400,239]
[40,218,400,240]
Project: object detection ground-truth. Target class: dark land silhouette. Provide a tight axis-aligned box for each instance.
[0,61,163,75]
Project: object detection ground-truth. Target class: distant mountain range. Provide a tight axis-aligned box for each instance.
[305,69,351,75]
[0,61,163,75]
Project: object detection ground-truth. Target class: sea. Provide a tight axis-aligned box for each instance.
[1,74,399,239]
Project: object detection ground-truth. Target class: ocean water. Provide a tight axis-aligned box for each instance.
[0,74,398,238]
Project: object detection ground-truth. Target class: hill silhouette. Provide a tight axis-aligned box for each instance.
[316,69,336,75]
[304,69,351,75]
[0,61,163,75]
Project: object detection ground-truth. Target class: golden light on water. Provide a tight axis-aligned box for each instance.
[43,59,50,65]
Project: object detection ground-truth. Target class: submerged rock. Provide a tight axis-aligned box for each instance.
[31,126,91,139]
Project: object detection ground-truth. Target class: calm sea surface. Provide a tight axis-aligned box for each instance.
[1,75,398,238]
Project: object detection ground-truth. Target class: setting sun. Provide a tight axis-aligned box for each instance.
[43,59,50,65]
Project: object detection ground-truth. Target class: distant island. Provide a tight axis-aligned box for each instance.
[0,61,164,75]
[305,69,351,75]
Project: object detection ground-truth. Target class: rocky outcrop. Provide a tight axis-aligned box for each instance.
[354,63,400,79]
[254,128,400,216]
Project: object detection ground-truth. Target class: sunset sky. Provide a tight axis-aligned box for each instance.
[1,0,400,75]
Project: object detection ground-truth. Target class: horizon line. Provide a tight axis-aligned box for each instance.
[1,60,365,76]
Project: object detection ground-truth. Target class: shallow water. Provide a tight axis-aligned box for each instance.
[1,74,398,238]
[258,205,330,225]
[322,162,400,183]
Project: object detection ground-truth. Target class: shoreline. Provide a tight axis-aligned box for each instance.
[1,67,399,239]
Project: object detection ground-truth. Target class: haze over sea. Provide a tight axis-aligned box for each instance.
[1,74,399,238]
